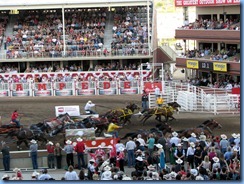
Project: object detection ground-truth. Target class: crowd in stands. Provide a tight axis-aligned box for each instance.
[111,7,150,56]
[3,6,152,59]
[0,13,8,48]
[1,131,240,181]
[180,46,240,62]
[181,17,240,30]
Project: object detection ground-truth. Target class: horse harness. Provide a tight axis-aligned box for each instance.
[154,106,174,115]
[113,108,133,119]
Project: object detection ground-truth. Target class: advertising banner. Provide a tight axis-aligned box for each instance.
[65,128,96,142]
[12,91,29,97]
[213,62,227,72]
[0,91,8,97]
[99,89,116,95]
[120,88,138,94]
[55,82,73,96]
[55,90,73,96]
[12,83,30,97]
[55,105,80,117]
[175,0,240,7]
[77,89,95,96]
[34,90,52,96]
[144,82,163,93]
[186,60,199,69]
[33,82,52,96]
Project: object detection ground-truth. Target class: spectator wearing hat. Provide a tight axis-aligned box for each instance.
[95,145,106,161]
[101,165,112,180]
[199,134,208,149]
[181,137,188,159]
[170,131,180,146]
[64,165,79,180]
[188,133,197,143]
[174,158,183,173]
[38,168,52,180]
[1,174,10,180]
[74,137,86,169]
[1,141,10,171]
[63,139,74,167]
[31,171,40,180]
[134,156,146,176]
[115,140,125,155]
[174,143,185,165]
[46,141,55,169]
[84,100,97,114]
[125,137,136,168]
[212,156,220,172]
[12,168,23,180]
[194,144,203,168]
[219,134,229,154]
[87,159,96,180]
[186,142,195,169]
[117,147,125,172]
[155,143,165,171]
[29,139,38,169]
[54,142,63,169]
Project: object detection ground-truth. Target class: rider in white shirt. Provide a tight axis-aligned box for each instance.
[84,100,97,114]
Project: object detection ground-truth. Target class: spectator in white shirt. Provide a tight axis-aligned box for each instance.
[64,165,79,180]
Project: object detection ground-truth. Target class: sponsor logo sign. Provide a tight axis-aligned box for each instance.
[186,60,199,69]
[55,105,80,116]
[120,88,138,94]
[213,62,227,72]
[77,89,95,96]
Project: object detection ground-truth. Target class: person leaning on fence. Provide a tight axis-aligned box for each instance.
[29,139,38,170]
[141,90,149,112]
[74,137,86,170]
[63,140,74,168]
[46,141,55,169]
[1,141,10,171]
[84,100,97,114]
[11,110,23,128]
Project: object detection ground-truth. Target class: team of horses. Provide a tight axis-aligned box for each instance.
[0,101,223,150]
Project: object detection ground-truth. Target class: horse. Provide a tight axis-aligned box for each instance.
[177,119,222,138]
[140,102,181,125]
[65,116,110,137]
[104,103,140,125]
[155,122,174,136]
[43,113,75,136]
[5,128,48,150]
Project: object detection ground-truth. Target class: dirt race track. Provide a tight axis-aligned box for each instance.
[0,95,240,151]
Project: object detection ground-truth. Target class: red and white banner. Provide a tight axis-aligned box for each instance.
[175,0,240,6]
[144,82,163,94]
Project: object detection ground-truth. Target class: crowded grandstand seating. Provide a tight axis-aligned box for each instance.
[0,12,8,49]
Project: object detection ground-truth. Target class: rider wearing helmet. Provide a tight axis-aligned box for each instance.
[84,101,97,114]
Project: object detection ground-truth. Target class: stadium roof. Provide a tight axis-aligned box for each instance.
[0,0,151,10]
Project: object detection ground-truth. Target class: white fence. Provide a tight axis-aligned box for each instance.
[149,82,240,115]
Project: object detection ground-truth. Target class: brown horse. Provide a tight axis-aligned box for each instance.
[140,102,181,125]
[5,128,48,150]
[177,119,222,138]
[104,103,140,125]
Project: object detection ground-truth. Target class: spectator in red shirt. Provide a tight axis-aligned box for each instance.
[46,141,55,169]
[11,110,22,128]
[74,137,86,169]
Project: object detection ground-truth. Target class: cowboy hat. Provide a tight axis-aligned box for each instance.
[88,100,92,103]
[221,134,227,140]
[1,174,10,180]
[147,164,156,170]
[199,134,206,141]
[32,171,40,177]
[155,144,163,149]
[30,139,37,144]
[89,158,95,163]
[119,147,125,152]
[212,156,219,163]
[76,137,83,142]
[236,133,240,138]
[170,171,177,178]
[66,140,72,145]
[232,133,237,138]
[190,142,195,147]
[136,149,142,152]
[102,171,112,180]
[191,133,196,137]
[195,176,204,180]
[13,168,20,172]
[136,156,143,161]
[47,141,53,145]
[190,169,198,176]
[103,165,111,171]
[175,158,183,164]
[172,131,178,137]
[177,143,182,147]
[107,145,113,149]
[122,176,132,180]
[182,137,188,142]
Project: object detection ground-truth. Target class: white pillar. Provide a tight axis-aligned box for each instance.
[62,6,66,56]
